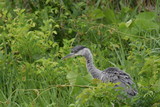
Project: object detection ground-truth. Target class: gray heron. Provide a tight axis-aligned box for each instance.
[63,45,137,96]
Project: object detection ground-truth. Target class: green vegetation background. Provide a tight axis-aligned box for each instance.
[0,0,160,107]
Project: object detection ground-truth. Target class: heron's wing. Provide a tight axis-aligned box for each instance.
[101,67,137,96]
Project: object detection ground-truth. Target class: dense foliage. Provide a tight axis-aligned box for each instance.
[0,0,160,106]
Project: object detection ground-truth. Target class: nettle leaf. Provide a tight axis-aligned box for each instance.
[129,12,159,34]
[136,12,156,20]
[118,22,128,31]
[135,19,159,30]
[131,19,159,34]
[103,8,117,24]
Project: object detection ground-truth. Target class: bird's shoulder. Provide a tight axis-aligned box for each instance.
[101,67,132,84]
[101,67,137,96]
[102,67,124,75]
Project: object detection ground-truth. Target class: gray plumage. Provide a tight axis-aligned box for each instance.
[63,45,137,96]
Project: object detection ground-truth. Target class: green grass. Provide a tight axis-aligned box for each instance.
[0,0,160,107]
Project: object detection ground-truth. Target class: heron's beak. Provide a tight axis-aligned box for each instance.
[62,53,75,60]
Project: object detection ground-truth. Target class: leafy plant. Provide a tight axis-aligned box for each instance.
[0,0,160,107]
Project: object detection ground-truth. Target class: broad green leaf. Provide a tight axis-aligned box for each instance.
[118,22,128,33]
[136,12,156,20]
[103,8,117,24]
[119,22,127,29]
[131,19,159,34]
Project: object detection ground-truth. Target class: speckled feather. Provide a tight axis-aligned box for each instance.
[101,67,137,96]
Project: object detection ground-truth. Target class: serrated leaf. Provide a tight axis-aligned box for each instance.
[136,12,156,20]
[131,19,159,34]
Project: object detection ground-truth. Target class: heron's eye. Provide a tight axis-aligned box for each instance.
[71,49,79,53]
[71,49,75,53]
[71,50,76,53]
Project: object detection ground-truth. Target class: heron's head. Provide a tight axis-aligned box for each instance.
[62,45,88,59]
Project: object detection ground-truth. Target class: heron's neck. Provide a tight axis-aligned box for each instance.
[84,50,101,79]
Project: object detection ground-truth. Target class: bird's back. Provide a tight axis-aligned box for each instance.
[101,67,137,96]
